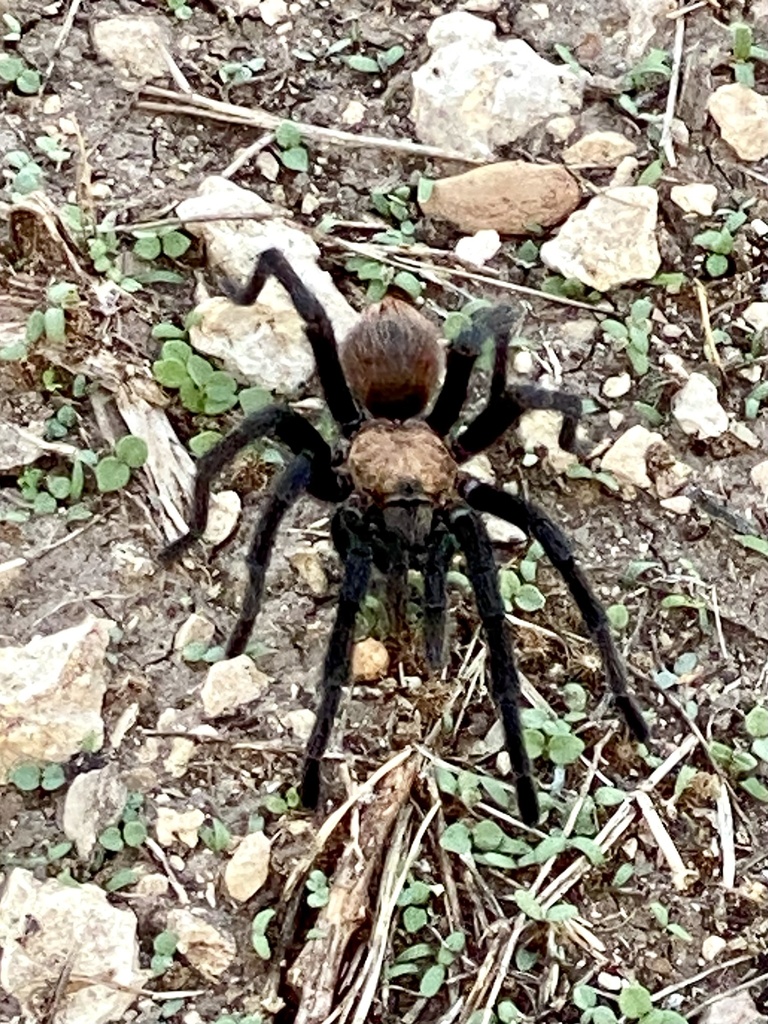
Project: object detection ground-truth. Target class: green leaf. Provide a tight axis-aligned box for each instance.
[705,253,729,277]
[392,271,423,299]
[443,930,465,953]
[10,763,42,791]
[514,584,545,612]
[280,146,309,172]
[33,491,58,515]
[649,901,669,927]
[440,822,471,855]
[592,1009,619,1024]
[161,231,192,258]
[395,943,434,963]
[606,603,629,630]
[347,54,380,73]
[546,902,578,921]
[618,984,653,1019]
[746,705,768,738]
[115,435,148,469]
[513,890,545,921]
[667,922,693,942]
[200,817,231,851]
[594,785,626,807]
[41,763,66,790]
[252,908,276,936]
[472,819,505,852]
[189,430,223,456]
[741,776,768,802]
[46,475,71,500]
[276,120,302,148]
[417,177,434,204]
[736,534,768,558]
[419,963,446,998]
[524,729,546,759]
[95,457,131,493]
[186,353,214,387]
[693,228,733,255]
[612,862,634,887]
[153,358,189,388]
[403,906,427,933]
[123,820,147,847]
[0,55,24,81]
[17,68,42,94]
[105,868,138,892]
[569,837,604,865]
[153,930,179,956]
[99,826,124,852]
[180,379,204,413]
[731,22,753,61]
[398,881,431,906]
[573,984,598,1010]
[637,159,663,186]
[47,841,73,861]
[547,733,585,765]
[378,44,405,68]
[44,307,66,343]
[151,952,173,976]
[133,236,162,260]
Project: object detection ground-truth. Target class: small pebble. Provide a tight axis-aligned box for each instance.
[602,372,631,399]
[352,638,389,681]
[174,613,215,651]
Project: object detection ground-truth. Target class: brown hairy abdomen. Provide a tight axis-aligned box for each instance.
[348,421,457,503]
[340,299,443,419]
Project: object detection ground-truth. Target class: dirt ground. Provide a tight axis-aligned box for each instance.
[2,1,768,1023]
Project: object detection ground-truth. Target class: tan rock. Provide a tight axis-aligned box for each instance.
[341,100,366,125]
[201,656,270,717]
[600,425,663,490]
[352,638,390,681]
[701,934,727,961]
[224,830,271,902]
[708,83,768,161]
[420,161,581,236]
[751,459,768,496]
[562,130,636,166]
[155,807,205,848]
[743,301,768,333]
[283,708,316,741]
[203,490,241,545]
[602,373,631,399]
[670,183,717,216]
[167,909,236,981]
[173,613,215,651]
[671,373,728,439]
[660,496,691,514]
[289,549,328,596]
[91,17,171,85]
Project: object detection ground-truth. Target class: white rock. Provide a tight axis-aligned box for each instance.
[411,12,585,159]
[743,302,768,333]
[512,349,534,375]
[203,490,242,545]
[289,549,328,596]
[597,971,623,992]
[91,17,171,84]
[602,373,631,398]
[455,229,502,267]
[352,638,390,681]
[751,459,768,496]
[670,183,717,216]
[729,421,760,448]
[167,909,236,981]
[135,873,170,897]
[700,992,767,1024]
[341,100,366,125]
[608,410,624,429]
[562,131,636,166]
[600,425,663,490]
[155,807,205,848]
[671,373,728,439]
[283,708,316,741]
[258,0,288,25]
[173,613,215,651]
[609,155,639,188]
[660,496,692,515]
[201,655,270,717]
[0,616,112,783]
[516,408,579,474]
[255,150,280,182]
[540,186,661,291]
[701,934,727,961]
[708,83,768,162]
[0,868,146,1023]
[224,830,272,902]
[63,766,128,858]
[484,514,527,545]
[462,453,496,484]
[546,115,577,142]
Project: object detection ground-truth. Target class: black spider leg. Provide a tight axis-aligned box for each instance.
[159,405,344,565]
[449,504,539,825]
[423,514,456,669]
[426,305,519,437]
[219,248,361,434]
[462,481,650,744]
[301,505,373,808]
[226,454,313,659]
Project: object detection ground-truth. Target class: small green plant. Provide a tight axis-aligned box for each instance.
[199,817,232,852]
[0,52,40,93]
[152,338,241,415]
[8,762,67,793]
[98,793,148,853]
[692,205,748,277]
[151,930,179,976]
[499,541,546,613]
[275,121,309,172]
[648,901,693,942]
[573,982,687,1024]
[261,785,301,816]
[218,56,266,86]
[601,298,653,376]
[132,225,192,264]
[730,22,768,87]
[251,908,276,961]
[1,282,79,361]
[345,255,423,302]
[387,930,465,997]
[397,879,433,934]
[344,44,405,75]
[708,705,768,803]
[618,49,672,116]
[305,869,330,908]
[167,0,193,19]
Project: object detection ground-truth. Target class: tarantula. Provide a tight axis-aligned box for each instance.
[161,248,649,824]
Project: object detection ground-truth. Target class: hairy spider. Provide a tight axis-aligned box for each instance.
[161,248,649,824]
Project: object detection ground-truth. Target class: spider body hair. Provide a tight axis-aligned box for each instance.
[162,248,649,826]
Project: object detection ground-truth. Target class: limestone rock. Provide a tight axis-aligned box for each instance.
[155,807,205,848]
[602,373,631,399]
[167,909,236,981]
[671,373,728,439]
[283,708,316,741]
[0,868,146,1023]
[201,655,270,717]
[63,765,128,858]
[91,17,171,85]
[700,991,767,1024]
[258,0,289,25]
[540,186,661,291]
[421,161,581,235]
[224,830,271,902]
[289,549,328,596]
[562,131,636,166]
[202,490,242,545]
[670,183,717,216]
[750,459,768,497]
[743,302,768,333]
[0,616,112,782]
[411,12,585,159]
[708,84,768,161]
[173,613,215,652]
[516,408,579,474]
[352,638,390,681]
[600,425,663,490]
[454,229,502,266]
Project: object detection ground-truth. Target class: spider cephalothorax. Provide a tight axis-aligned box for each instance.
[161,247,649,825]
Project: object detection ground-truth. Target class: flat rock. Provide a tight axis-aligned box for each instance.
[283,708,316,740]
[411,12,585,159]
[600,424,663,490]
[670,183,717,216]
[0,615,112,783]
[516,408,579,474]
[173,613,215,651]
[562,131,637,166]
[179,178,358,395]
[224,830,272,902]
[671,373,729,439]
[708,83,768,161]
[91,17,171,85]
[0,868,146,1024]
[540,186,661,291]
[700,992,767,1024]
[167,909,236,981]
[63,765,128,858]
[421,161,581,235]
[201,655,270,717]
[743,302,768,333]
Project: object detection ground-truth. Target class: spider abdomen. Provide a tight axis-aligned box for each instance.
[348,420,457,506]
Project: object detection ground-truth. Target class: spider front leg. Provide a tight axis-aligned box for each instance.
[449,505,540,825]
[301,505,373,808]
[219,248,361,434]
[462,481,649,744]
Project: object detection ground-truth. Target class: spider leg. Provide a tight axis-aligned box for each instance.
[159,405,344,564]
[462,481,649,743]
[225,454,313,658]
[423,515,456,669]
[301,506,373,808]
[219,248,361,434]
[453,383,582,463]
[448,504,539,825]
[426,305,518,437]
